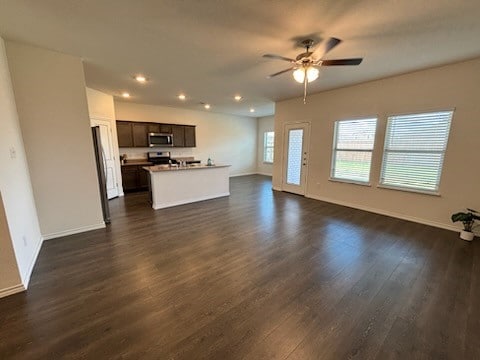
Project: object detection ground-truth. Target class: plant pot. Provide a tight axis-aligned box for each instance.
[460,230,474,241]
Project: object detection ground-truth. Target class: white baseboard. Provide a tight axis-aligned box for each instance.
[305,193,458,233]
[230,172,257,178]
[153,193,230,210]
[0,283,25,299]
[42,222,106,241]
[256,172,272,177]
[21,235,43,288]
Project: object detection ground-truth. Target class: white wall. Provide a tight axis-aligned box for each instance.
[86,87,123,196]
[115,102,257,176]
[6,41,104,240]
[0,37,42,296]
[257,116,275,176]
[273,58,480,232]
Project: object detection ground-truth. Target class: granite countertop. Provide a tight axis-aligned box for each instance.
[122,161,153,166]
[144,164,230,172]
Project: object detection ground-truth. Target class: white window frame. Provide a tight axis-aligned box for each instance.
[330,117,377,185]
[378,110,453,195]
[263,131,275,164]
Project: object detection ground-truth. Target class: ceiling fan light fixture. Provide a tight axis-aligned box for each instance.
[135,75,147,83]
[293,68,305,83]
[263,37,362,104]
[293,67,319,83]
[307,67,319,82]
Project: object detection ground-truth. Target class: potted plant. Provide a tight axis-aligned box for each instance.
[451,208,480,241]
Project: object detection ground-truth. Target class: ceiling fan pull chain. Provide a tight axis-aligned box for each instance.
[303,73,308,104]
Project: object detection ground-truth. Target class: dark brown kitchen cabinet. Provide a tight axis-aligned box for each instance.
[172,125,185,147]
[117,121,133,147]
[132,123,149,147]
[117,121,196,148]
[121,165,150,192]
[138,168,149,188]
[184,126,196,147]
[159,124,172,133]
[121,166,138,191]
[148,123,160,133]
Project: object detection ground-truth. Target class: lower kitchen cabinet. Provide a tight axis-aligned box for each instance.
[138,167,149,188]
[121,165,151,192]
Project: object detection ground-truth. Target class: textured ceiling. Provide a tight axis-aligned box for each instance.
[1,0,480,117]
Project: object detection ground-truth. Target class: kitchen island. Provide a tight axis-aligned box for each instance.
[144,164,231,209]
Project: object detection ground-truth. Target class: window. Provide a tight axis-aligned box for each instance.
[263,131,275,163]
[331,118,377,184]
[380,110,453,194]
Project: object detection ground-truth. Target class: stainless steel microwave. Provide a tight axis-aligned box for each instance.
[148,133,173,147]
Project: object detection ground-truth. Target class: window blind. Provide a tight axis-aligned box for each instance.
[380,111,453,193]
[331,118,377,183]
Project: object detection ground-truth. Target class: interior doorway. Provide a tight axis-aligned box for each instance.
[90,118,119,199]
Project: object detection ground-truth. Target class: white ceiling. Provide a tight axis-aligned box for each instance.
[1,1,480,118]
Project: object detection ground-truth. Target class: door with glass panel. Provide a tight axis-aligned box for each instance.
[282,122,310,195]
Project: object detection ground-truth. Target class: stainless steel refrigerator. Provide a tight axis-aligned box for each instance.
[92,126,111,224]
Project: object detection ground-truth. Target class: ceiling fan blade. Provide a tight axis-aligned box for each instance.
[319,58,363,66]
[315,37,342,58]
[263,54,296,63]
[267,67,295,78]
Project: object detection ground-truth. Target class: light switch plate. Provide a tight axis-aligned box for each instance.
[9,147,16,159]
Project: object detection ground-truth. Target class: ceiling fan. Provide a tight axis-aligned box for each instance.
[263,37,363,103]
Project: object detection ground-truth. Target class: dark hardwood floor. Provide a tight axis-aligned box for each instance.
[0,175,479,359]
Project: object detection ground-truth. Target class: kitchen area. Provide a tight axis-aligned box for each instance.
[116,120,230,209]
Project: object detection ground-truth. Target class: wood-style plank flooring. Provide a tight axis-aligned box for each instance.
[0,175,479,359]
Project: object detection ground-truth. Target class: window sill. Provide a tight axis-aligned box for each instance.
[377,184,440,197]
[329,178,371,187]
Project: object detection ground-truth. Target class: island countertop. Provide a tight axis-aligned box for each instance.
[143,164,231,172]
[145,163,231,209]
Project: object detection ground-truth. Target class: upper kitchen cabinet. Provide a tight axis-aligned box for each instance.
[117,121,196,148]
[172,125,185,147]
[117,121,133,147]
[147,123,160,134]
[132,122,149,147]
[159,124,172,134]
[184,126,196,147]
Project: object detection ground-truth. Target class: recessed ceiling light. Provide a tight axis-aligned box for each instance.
[234,95,242,101]
[122,92,130,98]
[178,94,186,100]
[249,108,255,113]
[135,75,147,83]
[204,104,211,110]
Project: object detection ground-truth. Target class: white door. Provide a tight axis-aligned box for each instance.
[91,119,119,199]
[282,122,310,195]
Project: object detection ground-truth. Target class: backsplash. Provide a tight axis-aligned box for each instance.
[120,147,195,160]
